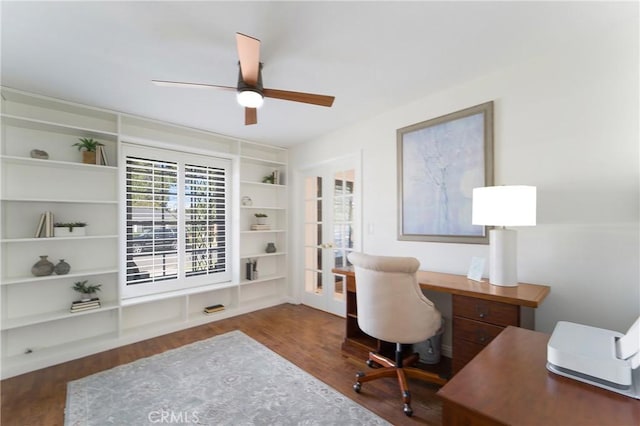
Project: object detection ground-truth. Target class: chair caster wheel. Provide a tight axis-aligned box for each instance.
[403,404,413,417]
[366,359,378,368]
[353,382,362,393]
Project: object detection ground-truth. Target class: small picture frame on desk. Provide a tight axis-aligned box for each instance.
[467,257,485,282]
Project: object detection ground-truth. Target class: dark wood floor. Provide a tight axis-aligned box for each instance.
[1,303,444,425]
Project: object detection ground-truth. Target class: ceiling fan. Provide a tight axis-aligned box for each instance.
[152,33,335,125]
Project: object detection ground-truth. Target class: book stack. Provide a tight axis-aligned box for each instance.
[250,224,271,231]
[203,304,225,315]
[34,211,54,238]
[70,298,101,313]
[272,169,281,185]
[95,145,109,166]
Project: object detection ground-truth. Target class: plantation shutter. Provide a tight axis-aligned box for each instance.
[125,157,178,286]
[122,144,231,299]
[184,163,227,277]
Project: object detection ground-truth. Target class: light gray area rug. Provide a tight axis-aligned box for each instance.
[65,330,389,425]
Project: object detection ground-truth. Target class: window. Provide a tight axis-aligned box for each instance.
[122,144,231,299]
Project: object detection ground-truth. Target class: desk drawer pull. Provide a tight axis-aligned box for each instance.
[476,306,488,319]
[475,330,489,344]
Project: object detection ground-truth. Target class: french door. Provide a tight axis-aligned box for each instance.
[301,156,359,317]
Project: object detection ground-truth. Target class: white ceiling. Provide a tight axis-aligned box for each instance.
[1,1,635,147]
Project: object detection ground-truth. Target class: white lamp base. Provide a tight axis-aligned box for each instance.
[489,228,518,287]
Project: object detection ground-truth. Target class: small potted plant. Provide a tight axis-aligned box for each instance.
[72,280,102,301]
[54,222,87,237]
[254,213,268,225]
[73,137,103,164]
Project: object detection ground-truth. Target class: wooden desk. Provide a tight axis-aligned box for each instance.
[437,326,640,425]
[332,267,549,374]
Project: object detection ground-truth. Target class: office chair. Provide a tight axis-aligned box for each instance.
[347,252,447,417]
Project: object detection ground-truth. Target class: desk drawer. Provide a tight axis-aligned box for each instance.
[453,295,519,327]
[452,339,487,374]
[453,317,504,346]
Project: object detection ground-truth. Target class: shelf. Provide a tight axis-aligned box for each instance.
[1,301,119,330]
[0,331,119,371]
[0,155,118,171]
[120,281,238,307]
[0,114,118,140]
[239,155,286,167]
[1,268,119,286]
[240,180,287,188]
[1,235,118,243]
[240,229,286,234]
[240,206,286,210]
[0,197,118,204]
[240,274,286,286]
[240,251,287,259]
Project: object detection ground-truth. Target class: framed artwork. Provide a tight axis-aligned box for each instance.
[397,101,494,244]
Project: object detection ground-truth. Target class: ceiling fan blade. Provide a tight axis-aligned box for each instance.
[263,88,335,107]
[151,80,236,91]
[236,33,260,86]
[245,107,257,125]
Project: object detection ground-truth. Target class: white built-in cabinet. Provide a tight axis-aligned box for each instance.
[0,87,288,378]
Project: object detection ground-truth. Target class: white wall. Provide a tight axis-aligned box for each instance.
[289,16,639,344]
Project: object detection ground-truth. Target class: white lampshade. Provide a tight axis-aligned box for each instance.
[237,90,264,108]
[472,185,537,227]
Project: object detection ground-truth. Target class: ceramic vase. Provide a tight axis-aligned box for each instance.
[266,242,276,253]
[54,259,71,275]
[31,255,54,276]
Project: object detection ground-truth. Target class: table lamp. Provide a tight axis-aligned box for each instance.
[472,185,537,286]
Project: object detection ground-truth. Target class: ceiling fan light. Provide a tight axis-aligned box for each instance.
[237,90,264,108]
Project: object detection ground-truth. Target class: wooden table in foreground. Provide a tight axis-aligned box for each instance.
[437,326,640,426]
[333,267,550,375]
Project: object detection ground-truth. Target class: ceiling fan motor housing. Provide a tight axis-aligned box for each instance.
[237,62,264,95]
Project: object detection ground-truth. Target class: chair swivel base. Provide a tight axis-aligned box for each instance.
[353,350,447,417]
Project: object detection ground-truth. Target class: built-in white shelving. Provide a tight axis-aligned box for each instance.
[0,87,289,379]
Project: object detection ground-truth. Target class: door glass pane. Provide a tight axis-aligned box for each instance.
[346,197,354,221]
[304,175,323,295]
[334,173,344,195]
[317,247,323,270]
[334,198,345,220]
[344,170,354,194]
[332,168,355,300]
[334,224,344,248]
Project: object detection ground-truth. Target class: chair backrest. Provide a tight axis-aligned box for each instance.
[347,252,441,344]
